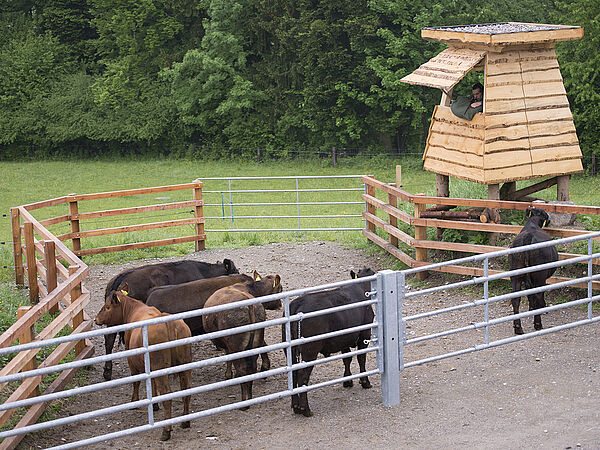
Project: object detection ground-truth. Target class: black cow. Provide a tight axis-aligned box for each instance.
[508,208,558,334]
[102,259,238,380]
[284,268,375,417]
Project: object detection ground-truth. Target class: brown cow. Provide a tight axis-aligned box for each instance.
[202,272,282,408]
[95,285,192,441]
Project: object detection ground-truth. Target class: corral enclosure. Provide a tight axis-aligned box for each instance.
[2,173,600,448]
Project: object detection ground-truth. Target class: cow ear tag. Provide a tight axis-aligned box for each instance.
[353,273,357,279]
[121,290,128,295]
[255,275,261,281]
[542,220,547,228]
[273,279,277,288]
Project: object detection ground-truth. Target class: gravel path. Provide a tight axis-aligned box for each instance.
[22,241,600,449]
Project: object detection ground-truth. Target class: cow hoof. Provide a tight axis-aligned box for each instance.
[102,369,112,381]
[240,405,250,411]
[514,326,524,335]
[360,380,372,389]
[160,430,171,441]
[181,421,190,429]
[534,323,543,331]
[343,380,353,388]
[153,403,160,412]
[293,406,303,415]
[302,408,313,417]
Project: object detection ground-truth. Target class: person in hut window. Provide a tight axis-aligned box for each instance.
[450,82,483,120]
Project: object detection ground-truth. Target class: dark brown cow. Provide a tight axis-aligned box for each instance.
[285,268,375,417]
[202,272,283,408]
[95,286,192,441]
[509,208,558,334]
[102,259,238,380]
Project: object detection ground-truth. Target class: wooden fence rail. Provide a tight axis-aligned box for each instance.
[362,171,600,288]
[2,181,206,449]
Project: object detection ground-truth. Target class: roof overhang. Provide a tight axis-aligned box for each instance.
[400,47,485,93]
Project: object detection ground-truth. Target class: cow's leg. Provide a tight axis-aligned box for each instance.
[342,348,353,387]
[103,333,117,381]
[511,277,524,335]
[531,291,545,330]
[179,370,191,429]
[151,379,160,411]
[154,376,172,441]
[295,347,317,417]
[259,333,270,372]
[225,360,233,379]
[291,347,300,413]
[131,380,141,403]
[357,334,372,389]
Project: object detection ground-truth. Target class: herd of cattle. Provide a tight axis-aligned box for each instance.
[94,258,376,440]
[93,207,558,441]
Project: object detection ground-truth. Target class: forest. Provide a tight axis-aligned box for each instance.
[0,0,598,161]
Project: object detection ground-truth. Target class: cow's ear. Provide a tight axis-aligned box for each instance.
[111,292,121,304]
[542,219,547,228]
[253,270,262,281]
[351,270,357,279]
[273,275,280,288]
[120,282,129,292]
[526,209,532,218]
[224,259,231,271]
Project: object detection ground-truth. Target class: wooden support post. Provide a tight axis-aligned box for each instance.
[23,222,39,304]
[557,175,570,201]
[440,88,453,107]
[414,197,428,280]
[69,265,85,356]
[499,181,516,200]
[11,207,24,286]
[366,183,376,233]
[68,195,81,257]
[44,240,58,315]
[435,174,450,240]
[17,306,39,397]
[193,181,205,251]
[488,184,501,245]
[332,147,337,167]
[388,166,401,248]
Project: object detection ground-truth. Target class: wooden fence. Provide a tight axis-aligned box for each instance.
[362,171,600,288]
[2,181,205,449]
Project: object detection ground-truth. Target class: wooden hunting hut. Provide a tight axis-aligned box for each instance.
[401,22,584,202]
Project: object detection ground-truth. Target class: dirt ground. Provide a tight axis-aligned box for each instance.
[22,241,600,449]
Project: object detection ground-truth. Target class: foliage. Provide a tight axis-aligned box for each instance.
[0,1,597,159]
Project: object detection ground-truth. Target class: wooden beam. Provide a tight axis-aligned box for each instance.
[193,181,205,251]
[23,222,38,304]
[11,208,24,286]
[76,235,207,257]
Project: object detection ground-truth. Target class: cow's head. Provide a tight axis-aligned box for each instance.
[252,271,283,309]
[95,283,129,326]
[350,268,376,279]
[223,259,239,274]
[526,208,550,228]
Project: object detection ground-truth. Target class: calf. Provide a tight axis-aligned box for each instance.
[95,286,192,441]
[202,272,283,408]
[285,268,375,417]
[509,208,558,334]
[102,259,238,380]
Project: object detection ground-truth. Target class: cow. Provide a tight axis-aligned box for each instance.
[284,268,375,417]
[102,259,238,380]
[94,285,192,441]
[509,207,558,334]
[202,272,283,409]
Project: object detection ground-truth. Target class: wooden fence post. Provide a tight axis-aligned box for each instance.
[435,174,449,240]
[69,265,85,356]
[193,181,205,251]
[488,184,501,245]
[388,166,401,248]
[23,222,39,304]
[11,207,24,286]
[68,195,81,257]
[45,240,58,315]
[366,183,376,233]
[17,306,39,397]
[332,147,337,167]
[414,196,428,280]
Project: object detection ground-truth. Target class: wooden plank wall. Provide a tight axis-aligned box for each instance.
[423,105,486,183]
[484,47,583,184]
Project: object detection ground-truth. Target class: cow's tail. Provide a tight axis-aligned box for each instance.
[522,234,534,290]
[289,321,300,365]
